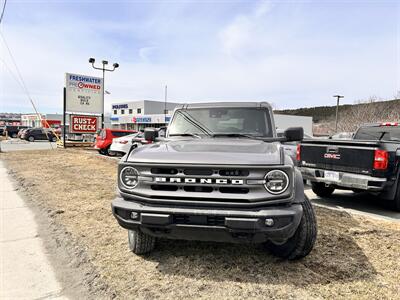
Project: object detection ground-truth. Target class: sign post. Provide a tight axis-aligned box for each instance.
[63,73,104,147]
[63,87,66,148]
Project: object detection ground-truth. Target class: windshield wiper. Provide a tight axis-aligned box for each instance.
[169,133,201,138]
[177,111,212,136]
[211,133,259,139]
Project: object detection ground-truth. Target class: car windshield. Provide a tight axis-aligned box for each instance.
[168,107,273,137]
[354,126,400,141]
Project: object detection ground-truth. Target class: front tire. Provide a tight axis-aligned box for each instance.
[311,182,335,197]
[128,230,156,254]
[265,195,317,260]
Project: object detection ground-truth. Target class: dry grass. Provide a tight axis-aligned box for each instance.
[1,149,400,299]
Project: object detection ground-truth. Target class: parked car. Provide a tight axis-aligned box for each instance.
[329,132,354,140]
[3,125,30,138]
[299,122,400,210]
[17,127,31,138]
[110,132,145,155]
[112,102,317,259]
[22,127,57,142]
[94,128,137,155]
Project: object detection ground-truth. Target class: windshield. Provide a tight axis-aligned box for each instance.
[168,107,273,137]
[354,126,400,141]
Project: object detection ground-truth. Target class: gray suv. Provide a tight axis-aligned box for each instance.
[112,102,317,260]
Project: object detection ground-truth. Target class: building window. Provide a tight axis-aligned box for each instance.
[113,110,117,115]
[129,109,133,114]
[121,109,125,115]
[137,108,141,114]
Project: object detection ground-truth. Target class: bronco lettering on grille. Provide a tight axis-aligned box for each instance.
[154,177,244,185]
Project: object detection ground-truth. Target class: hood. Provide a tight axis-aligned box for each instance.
[126,138,283,165]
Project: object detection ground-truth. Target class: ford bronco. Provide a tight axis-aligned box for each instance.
[112,102,317,260]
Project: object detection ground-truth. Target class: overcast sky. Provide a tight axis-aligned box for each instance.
[0,0,399,114]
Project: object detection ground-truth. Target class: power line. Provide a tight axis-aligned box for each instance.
[0,0,7,24]
[0,30,56,147]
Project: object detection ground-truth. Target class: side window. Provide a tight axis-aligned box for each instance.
[121,110,125,115]
[113,131,132,137]
[113,110,117,115]
[129,109,133,114]
[137,108,142,114]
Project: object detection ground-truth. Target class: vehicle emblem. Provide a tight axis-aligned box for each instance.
[324,146,340,160]
[154,177,244,185]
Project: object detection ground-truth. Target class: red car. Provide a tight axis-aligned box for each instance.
[94,128,137,155]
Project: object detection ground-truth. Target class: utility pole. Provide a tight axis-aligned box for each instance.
[89,58,119,129]
[333,95,344,133]
[164,85,168,123]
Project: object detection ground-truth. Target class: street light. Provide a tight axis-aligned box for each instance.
[333,95,344,133]
[89,57,119,128]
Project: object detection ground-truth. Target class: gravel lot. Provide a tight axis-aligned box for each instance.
[1,149,400,299]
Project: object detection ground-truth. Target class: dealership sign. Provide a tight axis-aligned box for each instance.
[70,115,98,133]
[65,73,103,114]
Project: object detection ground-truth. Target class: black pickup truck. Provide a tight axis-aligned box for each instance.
[298,123,400,210]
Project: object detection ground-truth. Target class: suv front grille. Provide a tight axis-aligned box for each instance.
[127,165,293,205]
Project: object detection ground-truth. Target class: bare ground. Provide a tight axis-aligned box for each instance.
[1,149,400,299]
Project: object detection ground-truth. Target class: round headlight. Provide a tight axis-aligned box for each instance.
[120,166,139,189]
[264,170,289,194]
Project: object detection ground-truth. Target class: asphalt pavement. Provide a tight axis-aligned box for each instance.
[305,188,400,222]
[0,161,68,299]
[0,139,57,152]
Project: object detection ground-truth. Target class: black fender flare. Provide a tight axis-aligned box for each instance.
[293,168,306,204]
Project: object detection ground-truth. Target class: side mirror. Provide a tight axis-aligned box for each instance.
[284,127,304,142]
[131,137,143,143]
[144,128,158,142]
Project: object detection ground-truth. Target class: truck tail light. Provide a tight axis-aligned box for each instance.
[380,122,398,126]
[373,150,388,170]
[296,144,301,161]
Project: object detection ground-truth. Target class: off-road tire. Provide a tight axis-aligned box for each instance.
[265,195,317,260]
[311,182,335,197]
[128,230,156,254]
[28,136,35,142]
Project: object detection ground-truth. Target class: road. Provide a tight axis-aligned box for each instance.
[0,139,57,152]
[0,161,68,299]
[305,188,400,221]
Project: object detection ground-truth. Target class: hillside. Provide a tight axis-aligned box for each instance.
[274,99,400,123]
[275,98,400,135]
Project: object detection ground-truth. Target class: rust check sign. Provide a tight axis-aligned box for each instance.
[70,115,98,133]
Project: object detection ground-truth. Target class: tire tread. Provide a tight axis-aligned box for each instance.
[128,230,156,254]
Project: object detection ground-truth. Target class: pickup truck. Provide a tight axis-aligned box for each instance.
[112,102,317,260]
[299,123,400,210]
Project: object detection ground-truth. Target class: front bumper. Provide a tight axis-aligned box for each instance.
[299,167,387,191]
[112,197,303,243]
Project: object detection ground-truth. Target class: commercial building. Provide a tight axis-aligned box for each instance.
[21,114,62,128]
[0,113,21,126]
[274,114,313,136]
[110,100,179,131]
